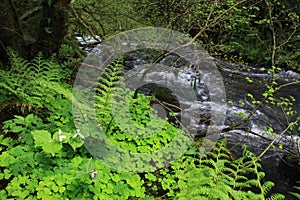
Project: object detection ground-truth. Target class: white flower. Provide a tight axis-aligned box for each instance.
[58,135,66,143]
[58,129,66,143]
[72,129,85,140]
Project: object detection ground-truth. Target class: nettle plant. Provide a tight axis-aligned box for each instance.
[0,53,286,199]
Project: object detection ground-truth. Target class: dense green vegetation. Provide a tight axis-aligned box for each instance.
[1,0,299,70]
[68,0,300,71]
[0,54,288,199]
[0,0,300,199]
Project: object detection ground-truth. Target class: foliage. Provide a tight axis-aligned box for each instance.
[236,65,300,151]
[0,53,288,199]
[290,181,300,199]
[0,55,146,199]
[69,0,143,39]
[0,121,145,199]
[95,58,179,153]
[0,0,70,63]
[129,0,300,71]
[68,0,299,71]
[143,139,285,200]
[0,49,75,130]
[1,0,299,71]
[77,56,190,172]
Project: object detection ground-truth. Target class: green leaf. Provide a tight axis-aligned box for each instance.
[69,137,84,150]
[245,77,253,83]
[11,126,24,133]
[13,115,25,125]
[4,169,12,179]
[44,27,52,34]
[0,152,16,167]
[31,130,62,156]
[83,158,95,173]
[111,174,121,182]
[145,173,157,181]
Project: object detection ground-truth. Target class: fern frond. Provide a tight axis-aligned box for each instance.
[266,193,285,200]
[257,171,266,180]
[173,139,285,200]
[0,50,73,116]
[259,180,273,196]
[290,192,300,199]
[290,182,300,199]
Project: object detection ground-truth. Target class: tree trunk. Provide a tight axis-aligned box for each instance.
[0,0,71,65]
[0,0,25,63]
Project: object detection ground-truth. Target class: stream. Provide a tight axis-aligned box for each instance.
[79,34,300,198]
[216,60,300,199]
[121,51,300,199]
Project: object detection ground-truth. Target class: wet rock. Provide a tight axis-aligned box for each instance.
[279,153,300,182]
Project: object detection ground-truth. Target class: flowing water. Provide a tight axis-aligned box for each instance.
[81,34,300,197]
[216,60,300,199]
[121,51,300,198]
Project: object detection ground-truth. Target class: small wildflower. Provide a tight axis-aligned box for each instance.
[18,135,22,140]
[90,170,98,179]
[72,129,85,140]
[59,135,66,143]
[58,129,66,143]
[97,124,103,132]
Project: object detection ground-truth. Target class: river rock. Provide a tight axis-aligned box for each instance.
[279,153,300,182]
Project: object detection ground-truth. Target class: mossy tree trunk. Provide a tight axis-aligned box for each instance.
[0,0,71,65]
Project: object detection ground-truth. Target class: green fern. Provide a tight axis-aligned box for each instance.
[0,50,74,130]
[164,139,285,200]
[94,57,182,153]
[0,49,72,107]
[87,56,193,172]
[94,56,125,128]
[267,193,286,200]
[7,49,70,82]
[92,62,285,198]
[290,181,300,199]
